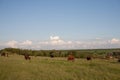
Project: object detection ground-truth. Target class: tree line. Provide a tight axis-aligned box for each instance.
[0,48,120,58]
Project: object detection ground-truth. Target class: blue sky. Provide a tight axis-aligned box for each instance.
[0,0,120,49]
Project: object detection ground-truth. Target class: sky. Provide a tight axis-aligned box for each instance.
[0,0,120,50]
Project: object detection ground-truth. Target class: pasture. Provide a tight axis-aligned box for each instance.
[0,55,120,80]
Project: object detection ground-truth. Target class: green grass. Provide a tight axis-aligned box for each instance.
[0,55,120,80]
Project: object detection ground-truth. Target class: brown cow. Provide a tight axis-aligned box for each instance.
[67,54,75,61]
[24,53,31,60]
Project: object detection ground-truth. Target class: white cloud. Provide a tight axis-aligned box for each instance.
[1,37,120,50]
[6,40,18,48]
[50,36,60,40]
[109,38,120,44]
[5,40,32,49]
[21,40,32,45]
[39,41,49,45]
[50,36,65,45]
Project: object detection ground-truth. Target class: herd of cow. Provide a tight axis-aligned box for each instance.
[0,52,99,62]
[23,52,92,61]
[0,52,119,62]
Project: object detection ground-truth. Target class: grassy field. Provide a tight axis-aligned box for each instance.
[0,55,120,80]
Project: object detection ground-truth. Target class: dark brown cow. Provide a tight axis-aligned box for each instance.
[50,52,54,58]
[1,52,8,57]
[1,53,5,56]
[67,54,75,61]
[86,56,92,61]
[24,53,31,60]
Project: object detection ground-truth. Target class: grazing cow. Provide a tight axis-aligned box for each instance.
[50,52,54,58]
[112,52,120,58]
[1,53,6,56]
[24,53,31,60]
[86,56,92,61]
[1,52,8,57]
[67,54,75,61]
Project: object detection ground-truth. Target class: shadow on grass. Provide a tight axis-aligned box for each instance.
[110,61,120,64]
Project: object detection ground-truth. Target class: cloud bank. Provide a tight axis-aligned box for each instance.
[1,36,120,50]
